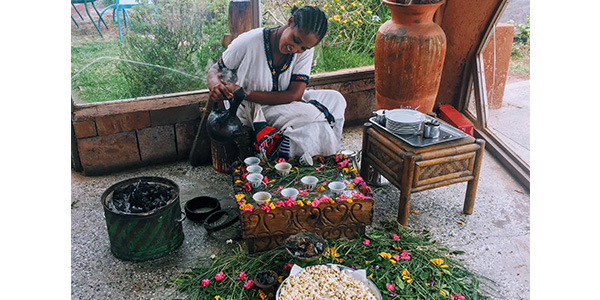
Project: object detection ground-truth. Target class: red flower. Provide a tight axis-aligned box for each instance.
[243,279,254,289]
[242,183,251,192]
[391,234,400,240]
[363,238,370,245]
[283,263,294,273]
[237,271,247,281]
[201,278,210,287]
[214,272,225,281]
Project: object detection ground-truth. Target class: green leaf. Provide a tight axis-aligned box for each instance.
[395,275,405,290]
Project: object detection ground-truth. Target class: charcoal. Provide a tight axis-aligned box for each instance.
[256,271,276,285]
[285,234,324,258]
[110,180,174,213]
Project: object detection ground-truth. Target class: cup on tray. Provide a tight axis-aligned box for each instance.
[252,191,271,205]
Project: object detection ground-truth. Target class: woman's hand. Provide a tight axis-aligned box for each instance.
[209,80,233,102]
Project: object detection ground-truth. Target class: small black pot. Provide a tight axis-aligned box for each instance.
[184,196,221,224]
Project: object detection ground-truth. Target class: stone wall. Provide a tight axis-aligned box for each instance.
[71,66,375,175]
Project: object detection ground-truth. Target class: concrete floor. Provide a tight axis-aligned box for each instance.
[70,124,530,300]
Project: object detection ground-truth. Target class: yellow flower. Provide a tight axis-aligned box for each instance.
[335,258,344,262]
[235,194,245,201]
[367,10,372,14]
[258,290,268,300]
[333,15,341,22]
[235,180,243,184]
[316,186,326,192]
[392,245,402,250]
[324,247,340,257]
[367,273,373,279]
[278,276,284,283]
[351,3,357,7]
[389,259,396,264]
[296,200,304,207]
[338,34,343,38]
[340,5,345,10]
[353,21,358,25]
[401,269,410,277]
[283,3,288,7]
[378,252,392,259]
[440,264,449,268]
[215,296,221,300]
[346,198,353,203]
[323,4,328,9]
[269,203,276,210]
[328,17,333,21]
[349,167,357,172]
[358,19,363,23]
[430,258,444,266]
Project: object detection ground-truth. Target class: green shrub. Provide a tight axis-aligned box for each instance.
[117,0,229,97]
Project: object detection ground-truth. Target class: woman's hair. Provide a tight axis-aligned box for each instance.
[290,6,328,41]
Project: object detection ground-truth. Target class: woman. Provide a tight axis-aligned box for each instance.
[207,5,346,159]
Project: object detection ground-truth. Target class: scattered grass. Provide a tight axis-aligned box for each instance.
[171,221,487,300]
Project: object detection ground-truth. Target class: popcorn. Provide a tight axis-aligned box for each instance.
[279,265,377,300]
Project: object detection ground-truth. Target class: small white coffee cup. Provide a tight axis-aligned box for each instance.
[275,162,292,176]
[299,152,313,166]
[281,188,299,200]
[246,165,263,174]
[247,173,264,188]
[301,176,319,190]
[328,181,346,195]
[244,157,261,166]
[252,191,271,205]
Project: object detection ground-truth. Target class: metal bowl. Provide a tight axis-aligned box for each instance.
[284,232,328,264]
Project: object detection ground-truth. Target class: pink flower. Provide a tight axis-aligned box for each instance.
[262,176,269,184]
[352,176,364,185]
[237,271,247,281]
[277,158,286,163]
[201,278,210,287]
[385,282,395,291]
[400,250,411,260]
[391,234,400,240]
[363,238,370,245]
[319,195,330,202]
[260,203,271,212]
[243,279,254,289]
[283,263,294,273]
[242,205,253,212]
[450,294,466,300]
[298,189,308,196]
[311,199,320,207]
[338,159,349,168]
[241,172,249,179]
[274,201,285,207]
[334,154,344,162]
[361,185,372,193]
[276,185,282,191]
[214,272,225,281]
[322,181,328,186]
[284,198,296,207]
[393,254,400,261]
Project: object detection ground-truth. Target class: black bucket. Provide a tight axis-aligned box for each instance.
[101,177,185,261]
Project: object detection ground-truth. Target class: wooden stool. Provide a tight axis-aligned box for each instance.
[360,122,485,227]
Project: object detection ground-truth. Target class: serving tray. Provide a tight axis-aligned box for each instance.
[369,114,468,147]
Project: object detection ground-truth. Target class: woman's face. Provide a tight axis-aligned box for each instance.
[279,18,320,55]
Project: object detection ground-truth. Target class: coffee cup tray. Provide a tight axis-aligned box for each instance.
[369,114,468,147]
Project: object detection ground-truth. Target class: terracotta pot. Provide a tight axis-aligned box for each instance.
[374,0,446,114]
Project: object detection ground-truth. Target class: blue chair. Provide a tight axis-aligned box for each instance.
[71,0,108,37]
[98,0,156,42]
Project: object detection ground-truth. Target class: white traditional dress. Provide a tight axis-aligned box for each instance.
[217,27,347,158]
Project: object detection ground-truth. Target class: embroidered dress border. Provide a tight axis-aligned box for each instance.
[263,28,294,91]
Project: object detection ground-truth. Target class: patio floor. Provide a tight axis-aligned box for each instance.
[71,124,530,299]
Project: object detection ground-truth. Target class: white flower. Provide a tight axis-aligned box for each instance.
[210,254,216,259]
[226,239,233,244]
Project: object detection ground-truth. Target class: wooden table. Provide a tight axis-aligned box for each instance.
[360,122,485,226]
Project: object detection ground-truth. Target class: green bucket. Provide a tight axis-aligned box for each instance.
[101,177,185,261]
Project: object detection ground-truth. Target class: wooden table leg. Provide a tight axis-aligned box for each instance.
[463,139,485,214]
[360,123,372,181]
[397,152,416,227]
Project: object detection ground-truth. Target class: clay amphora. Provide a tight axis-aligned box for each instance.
[374,0,446,114]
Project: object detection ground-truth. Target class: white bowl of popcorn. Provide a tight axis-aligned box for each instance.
[276,264,382,300]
